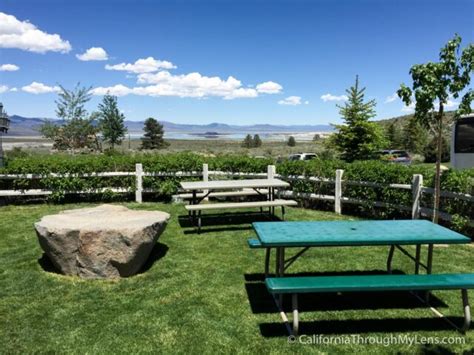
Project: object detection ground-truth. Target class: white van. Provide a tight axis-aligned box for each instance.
[451,114,474,169]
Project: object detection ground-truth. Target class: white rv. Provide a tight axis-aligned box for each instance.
[451,114,474,169]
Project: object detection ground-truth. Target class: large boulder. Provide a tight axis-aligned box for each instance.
[35,204,170,279]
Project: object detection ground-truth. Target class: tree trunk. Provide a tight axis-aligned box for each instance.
[432,104,444,224]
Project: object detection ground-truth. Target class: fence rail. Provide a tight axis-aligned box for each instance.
[1,163,472,227]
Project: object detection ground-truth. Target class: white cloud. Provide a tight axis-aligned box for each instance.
[256,81,282,94]
[445,99,459,108]
[22,81,60,94]
[105,57,176,74]
[385,93,398,103]
[0,12,71,53]
[90,84,133,97]
[304,100,309,105]
[0,64,19,71]
[0,85,8,93]
[401,102,415,112]
[136,71,254,99]
[321,93,348,102]
[401,97,459,113]
[93,70,281,100]
[278,96,302,106]
[76,47,108,61]
[10,87,18,92]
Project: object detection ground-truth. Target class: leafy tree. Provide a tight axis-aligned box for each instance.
[398,34,474,223]
[56,83,91,121]
[140,117,168,150]
[330,76,385,161]
[287,136,296,147]
[313,134,322,142]
[424,136,450,163]
[39,120,61,143]
[98,94,127,150]
[40,84,100,151]
[253,134,262,148]
[402,117,429,154]
[241,134,253,148]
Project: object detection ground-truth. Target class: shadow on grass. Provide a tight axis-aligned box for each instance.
[38,253,61,274]
[37,242,169,276]
[178,211,281,234]
[244,269,456,336]
[137,242,169,274]
[259,317,465,336]
[245,270,447,314]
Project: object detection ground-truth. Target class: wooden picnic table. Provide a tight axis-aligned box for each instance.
[252,219,471,276]
[180,178,291,224]
[180,178,290,192]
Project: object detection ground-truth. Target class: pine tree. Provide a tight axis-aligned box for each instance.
[242,134,253,148]
[98,94,127,149]
[330,76,385,161]
[253,134,262,147]
[140,117,168,150]
[402,117,429,154]
[287,136,296,147]
[386,122,403,149]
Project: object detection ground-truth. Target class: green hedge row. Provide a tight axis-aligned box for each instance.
[1,153,472,233]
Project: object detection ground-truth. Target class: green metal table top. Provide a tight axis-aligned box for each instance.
[253,220,471,247]
[265,273,474,294]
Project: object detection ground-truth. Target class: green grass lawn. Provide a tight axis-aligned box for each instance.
[0,203,473,354]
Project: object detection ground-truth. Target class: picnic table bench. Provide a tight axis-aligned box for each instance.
[180,178,296,232]
[266,273,474,335]
[249,219,472,335]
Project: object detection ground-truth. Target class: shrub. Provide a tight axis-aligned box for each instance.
[1,153,472,235]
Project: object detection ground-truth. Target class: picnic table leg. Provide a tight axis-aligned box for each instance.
[415,245,421,274]
[264,248,271,278]
[192,190,197,223]
[275,247,285,305]
[386,245,395,274]
[279,248,285,276]
[271,187,276,216]
[267,186,272,216]
[462,289,471,333]
[426,244,433,274]
[292,294,299,336]
[425,244,434,302]
[275,248,281,276]
[197,211,202,234]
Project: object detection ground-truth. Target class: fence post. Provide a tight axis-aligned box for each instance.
[411,174,423,219]
[203,163,209,201]
[135,163,143,203]
[267,165,276,179]
[335,169,344,214]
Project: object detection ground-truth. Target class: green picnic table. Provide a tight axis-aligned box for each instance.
[249,219,473,335]
[251,219,470,277]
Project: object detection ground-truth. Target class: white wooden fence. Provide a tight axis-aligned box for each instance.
[1,163,472,226]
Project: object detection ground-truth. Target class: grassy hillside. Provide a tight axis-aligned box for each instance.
[376,111,457,129]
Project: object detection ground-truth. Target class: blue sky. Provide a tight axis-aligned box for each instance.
[0,0,473,125]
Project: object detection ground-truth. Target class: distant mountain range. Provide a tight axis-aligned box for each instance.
[6,115,335,136]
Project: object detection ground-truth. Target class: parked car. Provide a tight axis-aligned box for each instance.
[378,150,412,165]
[288,153,318,161]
